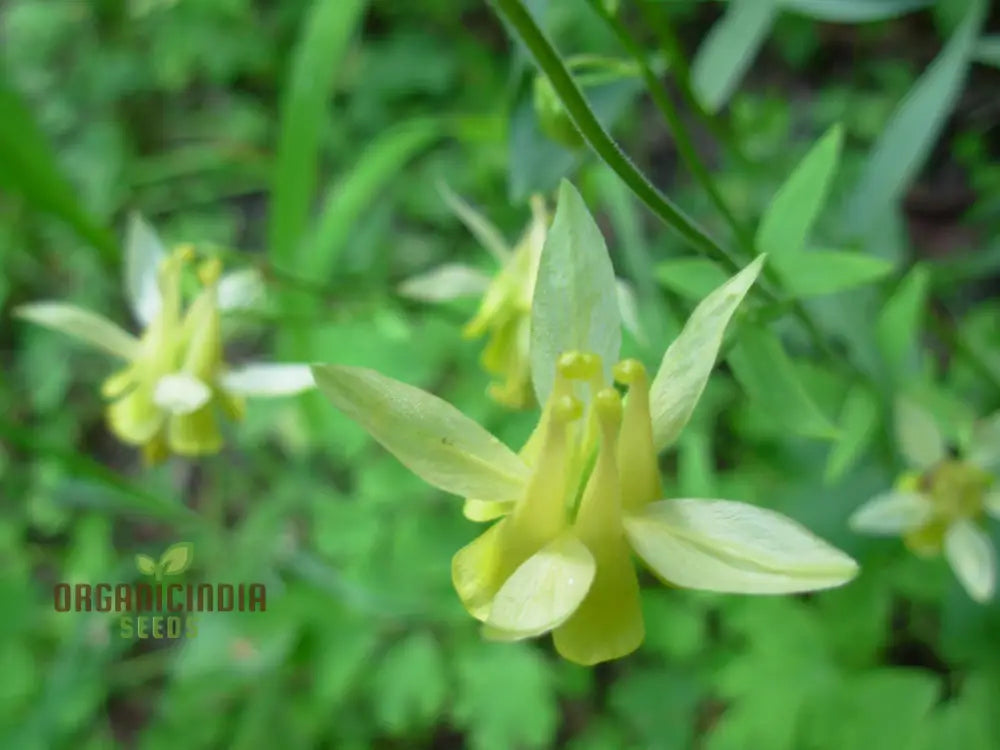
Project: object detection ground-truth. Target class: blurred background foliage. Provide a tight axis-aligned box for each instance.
[2,0,1000,748]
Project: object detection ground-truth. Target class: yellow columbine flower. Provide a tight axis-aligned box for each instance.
[16,214,316,462]
[850,397,1000,602]
[461,195,548,409]
[315,180,858,665]
[398,186,643,410]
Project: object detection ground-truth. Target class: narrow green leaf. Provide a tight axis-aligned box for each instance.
[876,264,929,381]
[782,0,934,22]
[301,118,441,282]
[311,364,529,501]
[775,249,894,298]
[491,0,743,270]
[728,323,839,439]
[757,124,843,260]
[530,180,621,402]
[0,422,202,528]
[974,35,1000,68]
[843,0,985,238]
[268,0,368,266]
[825,384,880,482]
[439,183,511,264]
[0,80,116,261]
[691,0,780,113]
[655,258,729,301]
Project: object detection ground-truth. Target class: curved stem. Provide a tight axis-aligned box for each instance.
[584,0,754,252]
[491,0,744,275]
[637,0,751,169]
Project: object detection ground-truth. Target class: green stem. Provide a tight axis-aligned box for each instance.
[491,0,744,274]
[495,0,858,373]
[928,309,1000,394]
[584,0,754,252]
[637,0,751,169]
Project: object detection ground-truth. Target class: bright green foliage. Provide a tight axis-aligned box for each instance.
[4,0,1000,748]
[728,323,839,439]
[756,124,842,261]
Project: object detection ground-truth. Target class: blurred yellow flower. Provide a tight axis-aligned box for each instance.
[850,397,999,602]
[16,215,315,463]
[399,187,642,410]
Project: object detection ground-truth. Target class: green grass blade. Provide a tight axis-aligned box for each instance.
[267,0,369,268]
[0,80,116,262]
[691,0,780,114]
[842,0,985,241]
[302,118,442,282]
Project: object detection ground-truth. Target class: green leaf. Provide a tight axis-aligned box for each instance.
[968,411,1000,474]
[530,180,621,402]
[709,598,834,750]
[843,0,986,239]
[625,499,859,594]
[691,0,780,113]
[649,256,765,451]
[450,642,558,750]
[440,183,511,264]
[492,0,740,266]
[302,119,441,282]
[782,0,934,22]
[0,79,116,261]
[915,671,1000,750]
[159,542,194,576]
[370,632,448,735]
[876,264,929,381]
[135,554,157,576]
[756,124,843,260]
[727,323,839,439]
[974,35,1000,68]
[774,249,894,298]
[14,303,141,361]
[311,364,529,500]
[268,0,368,267]
[805,669,939,750]
[655,258,729,301]
[608,667,701,750]
[824,384,880,482]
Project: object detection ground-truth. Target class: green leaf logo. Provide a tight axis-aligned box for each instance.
[135,542,194,581]
[135,554,157,576]
[159,542,194,576]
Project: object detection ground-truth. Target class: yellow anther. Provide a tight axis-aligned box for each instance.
[174,243,196,262]
[594,387,623,425]
[613,359,647,386]
[557,351,602,380]
[197,257,223,286]
[553,394,584,423]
